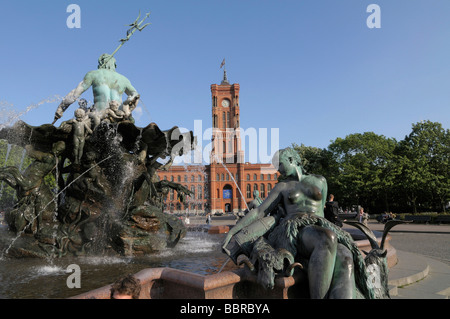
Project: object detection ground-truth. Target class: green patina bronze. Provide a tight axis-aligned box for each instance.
[222,147,406,299]
[52,11,150,124]
[0,12,196,258]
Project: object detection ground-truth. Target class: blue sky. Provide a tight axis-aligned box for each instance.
[1,0,449,163]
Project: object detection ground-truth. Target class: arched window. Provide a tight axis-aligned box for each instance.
[190,185,195,198]
[177,175,181,182]
[191,175,195,183]
[260,174,264,181]
[260,184,265,198]
[246,174,250,181]
[246,184,251,198]
[216,173,220,181]
[253,174,257,181]
[198,185,202,199]
[253,184,258,192]
[221,174,224,181]
[268,183,272,194]
[198,175,202,182]
[184,175,188,182]
[170,176,174,182]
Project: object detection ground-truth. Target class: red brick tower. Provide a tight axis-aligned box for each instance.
[209,67,246,213]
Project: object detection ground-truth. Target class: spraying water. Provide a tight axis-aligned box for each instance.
[209,155,250,273]
[0,96,63,129]
[213,155,249,211]
[2,154,113,258]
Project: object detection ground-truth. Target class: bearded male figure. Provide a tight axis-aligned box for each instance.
[52,54,139,124]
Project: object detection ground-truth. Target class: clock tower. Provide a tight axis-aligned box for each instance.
[156,63,280,215]
[210,69,244,164]
[209,66,246,213]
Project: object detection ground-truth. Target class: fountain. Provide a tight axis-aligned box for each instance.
[0,12,195,260]
[0,11,405,300]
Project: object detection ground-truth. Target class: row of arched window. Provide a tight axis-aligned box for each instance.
[216,173,238,181]
[165,203,204,211]
[163,175,206,183]
[215,173,277,182]
[246,173,277,181]
[246,183,272,199]
[168,184,207,200]
[214,183,273,200]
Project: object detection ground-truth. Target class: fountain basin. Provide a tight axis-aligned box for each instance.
[208,226,230,234]
[71,229,397,299]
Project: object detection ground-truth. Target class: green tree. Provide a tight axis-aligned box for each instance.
[291,143,333,176]
[395,121,450,213]
[327,132,397,213]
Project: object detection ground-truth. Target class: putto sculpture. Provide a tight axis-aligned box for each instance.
[0,12,195,258]
[222,147,405,299]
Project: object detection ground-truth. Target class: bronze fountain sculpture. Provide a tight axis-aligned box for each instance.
[0,12,195,258]
[0,12,404,300]
[222,148,406,299]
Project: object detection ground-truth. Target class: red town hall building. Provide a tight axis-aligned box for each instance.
[157,71,279,214]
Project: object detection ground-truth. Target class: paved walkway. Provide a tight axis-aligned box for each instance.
[186,215,450,299]
[366,221,450,299]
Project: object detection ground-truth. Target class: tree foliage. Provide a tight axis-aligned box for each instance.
[293,121,449,214]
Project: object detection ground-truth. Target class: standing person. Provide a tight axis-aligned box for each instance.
[358,206,368,226]
[110,274,141,299]
[324,194,343,227]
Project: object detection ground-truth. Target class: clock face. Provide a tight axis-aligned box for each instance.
[222,99,230,107]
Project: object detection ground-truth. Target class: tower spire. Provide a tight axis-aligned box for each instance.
[220,58,229,85]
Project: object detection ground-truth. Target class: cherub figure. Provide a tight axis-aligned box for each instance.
[67,108,93,164]
[89,100,124,128]
[105,100,125,123]
[78,98,89,113]
[121,94,140,121]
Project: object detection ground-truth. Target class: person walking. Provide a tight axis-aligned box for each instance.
[324,194,343,227]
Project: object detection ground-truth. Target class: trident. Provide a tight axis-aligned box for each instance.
[101,11,151,67]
